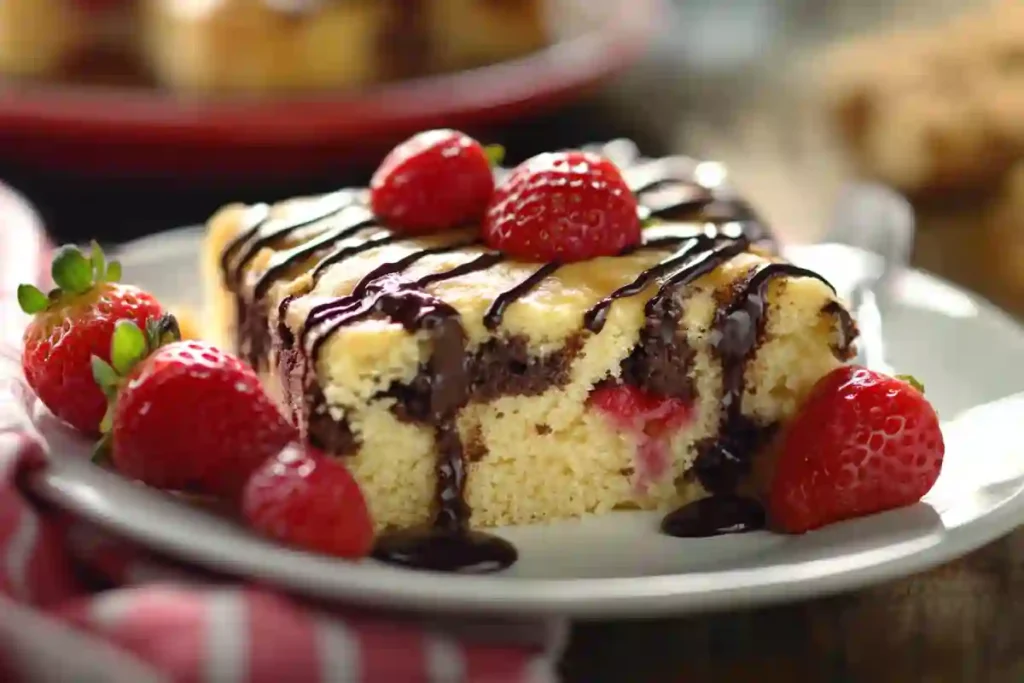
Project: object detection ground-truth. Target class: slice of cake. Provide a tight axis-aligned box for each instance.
[201,135,857,568]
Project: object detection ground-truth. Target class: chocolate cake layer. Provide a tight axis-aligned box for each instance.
[283,333,586,456]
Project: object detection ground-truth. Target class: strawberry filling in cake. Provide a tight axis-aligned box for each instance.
[589,385,693,493]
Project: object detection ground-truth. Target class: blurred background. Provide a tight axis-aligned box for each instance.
[0,0,1019,310]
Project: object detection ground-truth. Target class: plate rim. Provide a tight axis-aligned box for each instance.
[23,229,1024,619]
[30,462,1024,619]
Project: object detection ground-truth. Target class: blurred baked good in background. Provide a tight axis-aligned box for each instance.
[824,0,1024,195]
[0,0,550,93]
[0,0,653,180]
[0,0,82,79]
[821,0,1024,316]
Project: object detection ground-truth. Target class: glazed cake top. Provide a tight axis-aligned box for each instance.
[211,141,853,416]
[213,142,810,351]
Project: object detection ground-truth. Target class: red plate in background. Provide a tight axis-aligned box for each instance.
[0,0,660,179]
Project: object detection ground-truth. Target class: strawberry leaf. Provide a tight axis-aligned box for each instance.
[896,374,925,393]
[484,144,506,167]
[51,245,94,295]
[17,284,48,314]
[91,353,121,459]
[90,240,106,284]
[105,260,122,283]
[90,356,120,399]
[111,320,148,375]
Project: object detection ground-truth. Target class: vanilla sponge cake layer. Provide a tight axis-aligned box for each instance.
[202,187,855,531]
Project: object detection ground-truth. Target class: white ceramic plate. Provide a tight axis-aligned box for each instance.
[24,227,1024,618]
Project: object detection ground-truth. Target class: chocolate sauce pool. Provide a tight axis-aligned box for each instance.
[372,528,518,573]
[661,494,766,537]
[219,142,844,569]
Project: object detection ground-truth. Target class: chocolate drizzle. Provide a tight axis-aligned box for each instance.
[300,249,505,362]
[662,263,835,539]
[696,263,834,493]
[220,203,272,288]
[584,237,751,333]
[483,261,560,330]
[253,206,376,300]
[380,0,430,78]
[217,141,847,562]
[223,193,352,288]
[296,242,517,573]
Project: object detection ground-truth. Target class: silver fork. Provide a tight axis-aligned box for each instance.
[827,183,915,374]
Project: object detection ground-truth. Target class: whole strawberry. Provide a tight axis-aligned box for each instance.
[243,444,374,559]
[92,320,297,500]
[769,366,944,534]
[482,150,641,262]
[370,129,499,234]
[18,243,164,435]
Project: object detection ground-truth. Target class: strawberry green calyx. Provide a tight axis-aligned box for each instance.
[16,285,48,315]
[896,374,925,394]
[484,144,506,167]
[17,241,123,315]
[91,314,181,462]
[92,315,181,395]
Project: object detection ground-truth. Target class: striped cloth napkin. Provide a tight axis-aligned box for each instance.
[0,183,565,683]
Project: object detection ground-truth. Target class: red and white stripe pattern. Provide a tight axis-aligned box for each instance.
[0,185,564,683]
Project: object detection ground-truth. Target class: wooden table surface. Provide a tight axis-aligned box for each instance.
[564,529,1024,682]
[2,1,1021,681]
